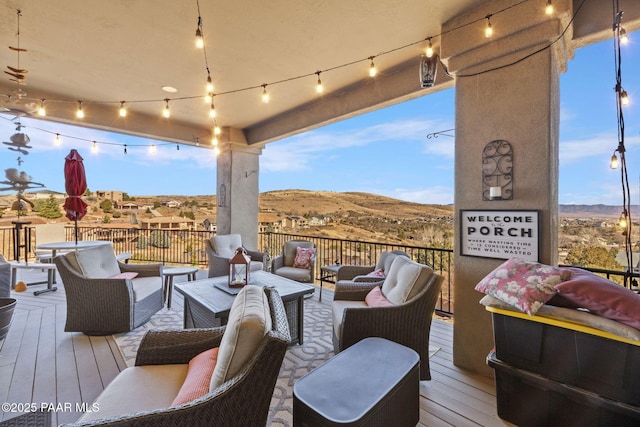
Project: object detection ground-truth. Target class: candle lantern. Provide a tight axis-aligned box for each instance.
[228,247,251,288]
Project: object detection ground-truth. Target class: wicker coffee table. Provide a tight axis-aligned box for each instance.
[175,270,314,344]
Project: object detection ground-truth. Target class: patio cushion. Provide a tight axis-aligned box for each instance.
[365,286,394,307]
[332,299,368,341]
[172,347,219,406]
[293,247,315,269]
[73,244,120,278]
[283,241,314,267]
[274,266,312,282]
[212,234,243,258]
[210,285,272,390]
[131,276,163,302]
[381,256,433,305]
[78,364,189,422]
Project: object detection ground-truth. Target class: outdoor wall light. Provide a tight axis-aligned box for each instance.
[420,54,438,88]
[482,140,513,201]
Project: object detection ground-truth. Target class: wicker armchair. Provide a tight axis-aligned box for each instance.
[205,234,267,278]
[271,240,316,283]
[63,287,291,427]
[54,245,163,335]
[332,256,443,380]
[334,250,409,286]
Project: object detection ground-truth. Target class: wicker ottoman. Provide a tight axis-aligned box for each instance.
[293,337,419,427]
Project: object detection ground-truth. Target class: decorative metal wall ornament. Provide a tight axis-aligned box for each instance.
[482,140,513,201]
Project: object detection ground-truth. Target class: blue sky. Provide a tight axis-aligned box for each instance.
[0,33,638,206]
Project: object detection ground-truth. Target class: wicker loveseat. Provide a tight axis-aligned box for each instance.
[54,244,164,335]
[64,286,290,427]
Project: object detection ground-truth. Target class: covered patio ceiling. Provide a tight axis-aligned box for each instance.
[0,1,638,149]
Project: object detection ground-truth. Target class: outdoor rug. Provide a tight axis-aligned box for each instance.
[115,296,440,427]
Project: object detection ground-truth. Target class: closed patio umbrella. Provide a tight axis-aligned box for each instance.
[63,149,88,243]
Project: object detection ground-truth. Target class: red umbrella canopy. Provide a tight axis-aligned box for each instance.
[63,149,88,221]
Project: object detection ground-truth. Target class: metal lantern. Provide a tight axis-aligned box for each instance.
[228,247,251,288]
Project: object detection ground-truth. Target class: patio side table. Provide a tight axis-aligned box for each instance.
[319,264,341,301]
[162,266,198,308]
[293,337,420,426]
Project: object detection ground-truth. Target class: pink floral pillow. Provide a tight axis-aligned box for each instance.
[475,258,570,315]
[365,286,394,307]
[293,247,315,269]
[366,269,385,278]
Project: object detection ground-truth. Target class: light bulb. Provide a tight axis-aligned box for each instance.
[37,99,46,116]
[262,85,270,103]
[214,124,221,135]
[610,153,619,169]
[426,38,434,58]
[163,99,170,118]
[206,74,213,92]
[316,72,323,93]
[485,17,493,38]
[91,141,97,153]
[204,92,212,104]
[545,0,554,15]
[369,58,376,77]
[195,27,204,49]
[209,103,216,118]
[149,144,156,154]
[213,146,220,156]
[124,145,128,155]
[76,101,85,119]
[621,90,630,106]
[54,133,61,146]
[211,135,218,145]
[119,101,127,117]
[619,212,628,229]
[620,28,629,45]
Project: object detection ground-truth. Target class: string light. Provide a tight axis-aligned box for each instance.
[484,15,493,38]
[620,27,629,45]
[619,210,628,229]
[119,101,127,117]
[37,99,46,116]
[211,135,218,145]
[204,92,212,103]
[76,101,85,119]
[262,84,270,103]
[209,101,216,118]
[123,144,127,154]
[206,73,213,92]
[91,140,97,152]
[149,144,156,154]
[54,133,61,146]
[162,99,170,118]
[620,89,630,106]
[545,0,554,16]
[195,16,204,48]
[426,38,434,58]
[368,57,377,77]
[214,123,221,135]
[213,146,220,155]
[316,71,323,93]
[610,151,619,169]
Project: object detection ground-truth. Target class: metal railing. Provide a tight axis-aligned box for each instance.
[2,224,636,317]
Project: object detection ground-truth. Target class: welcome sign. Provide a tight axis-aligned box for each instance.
[460,210,539,261]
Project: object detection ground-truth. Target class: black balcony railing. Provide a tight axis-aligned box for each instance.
[1,224,636,318]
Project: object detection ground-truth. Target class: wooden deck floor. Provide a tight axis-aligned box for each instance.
[0,268,511,426]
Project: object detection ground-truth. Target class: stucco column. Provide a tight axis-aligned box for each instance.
[441,0,571,376]
[216,128,262,249]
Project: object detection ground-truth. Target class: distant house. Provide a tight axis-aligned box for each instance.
[96,190,124,202]
[163,200,182,208]
[615,251,640,273]
[258,213,282,233]
[118,201,140,210]
[140,216,195,230]
[308,215,327,226]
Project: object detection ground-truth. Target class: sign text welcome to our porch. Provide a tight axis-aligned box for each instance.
[460,210,539,261]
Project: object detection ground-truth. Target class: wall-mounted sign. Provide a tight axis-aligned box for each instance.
[460,210,539,261]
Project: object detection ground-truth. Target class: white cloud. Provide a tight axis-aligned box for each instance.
[379,186,454,205]
[560,132,640,165]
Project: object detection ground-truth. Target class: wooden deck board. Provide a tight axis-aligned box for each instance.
[0,268,508,426]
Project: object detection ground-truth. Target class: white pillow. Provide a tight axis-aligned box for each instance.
[74,244,120,278]
[210,285,272,390]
